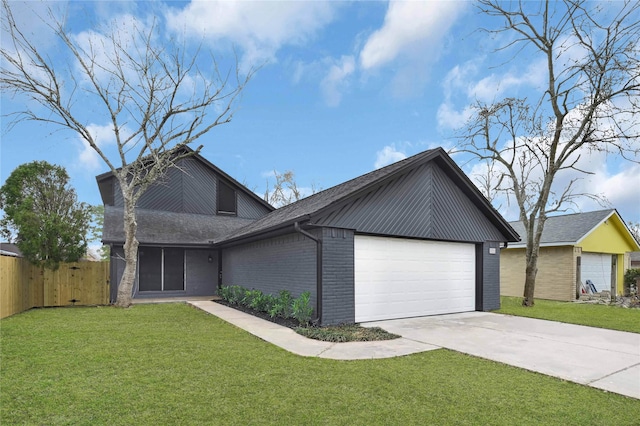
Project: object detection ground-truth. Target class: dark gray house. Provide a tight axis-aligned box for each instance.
[97,151,274,303]
[99,148,519,325]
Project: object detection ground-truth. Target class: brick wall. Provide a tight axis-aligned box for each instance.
[221,232,318,307]
[320,228,355,325]
[483,241,501,311]
[500,246,576,301]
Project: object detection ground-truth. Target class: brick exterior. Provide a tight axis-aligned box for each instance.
[500,246,578,301]
[221,232,318,310]
[482,241,501,311]
[320,228,355,325]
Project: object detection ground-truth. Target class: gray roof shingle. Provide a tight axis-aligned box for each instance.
[508,209,615,247]
[102,206,255,246]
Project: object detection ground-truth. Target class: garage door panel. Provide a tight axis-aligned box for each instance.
[581,253,611,293]
[354,236,476,322]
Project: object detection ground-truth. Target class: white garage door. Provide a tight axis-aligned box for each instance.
[581,252,612,293]
[354,235,476,322]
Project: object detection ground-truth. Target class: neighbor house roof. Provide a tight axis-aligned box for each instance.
[0,242,22,257]
[507,209,635,248]
[102,206,255,246]
[218,147,520,245]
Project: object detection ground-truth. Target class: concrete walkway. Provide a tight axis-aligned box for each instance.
[189,301,640,399]
[189,300,439,359]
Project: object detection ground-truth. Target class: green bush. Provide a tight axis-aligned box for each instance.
[228,285,245,305]
[277,290,293,318]
[219,285,315,325]
[292,291,314,325]
[263,294,277,313]
[246,289,267,311]
[624,268,640,295]
[218,285,232,302]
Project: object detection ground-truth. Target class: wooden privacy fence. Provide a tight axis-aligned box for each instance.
[0,256,109,319]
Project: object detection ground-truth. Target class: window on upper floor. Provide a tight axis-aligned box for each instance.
[217,179,237,215]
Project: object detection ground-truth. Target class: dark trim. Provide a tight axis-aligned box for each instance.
[354,231,482,245]
[216,218,306,248]
[217,178,238,216]
[102,241,215,248]
[294,222,323,324]
[475,243,484,311]
[217,251,223,290]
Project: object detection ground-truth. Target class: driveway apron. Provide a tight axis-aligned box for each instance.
[364,312,640,399]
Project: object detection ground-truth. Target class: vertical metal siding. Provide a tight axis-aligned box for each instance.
[111,157,269,219]
[237,191,272,219]
[430,165,505,242]
[137,166,185,212]
[182,158,217,214]
[313,162,505,242]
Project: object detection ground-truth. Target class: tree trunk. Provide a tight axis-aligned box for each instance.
[522,214,547,307]
[114,192,138,307]
[522,257,538,307]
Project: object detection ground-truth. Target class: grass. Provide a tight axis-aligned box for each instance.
[498,296,640,333]
[1,304,639,425]
[296,324,400,342]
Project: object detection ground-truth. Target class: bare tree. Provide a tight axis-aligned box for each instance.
[628,222,640,246]
[459,0,640,306]
[1,1,253,306]
[264,170,320,207]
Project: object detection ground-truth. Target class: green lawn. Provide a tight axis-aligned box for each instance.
[498,296,640,333]
[1,304,638,425]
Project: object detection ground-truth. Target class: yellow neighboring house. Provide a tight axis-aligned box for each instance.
[501,209,640,301]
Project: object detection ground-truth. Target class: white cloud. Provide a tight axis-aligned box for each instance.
[77,123,121,171]
[437,102,474,131]
[359,1,464,70]
[374,144,407,169]
[468,58,547,102]
[358,1,467,98]
[320,55,355,107]
[165,1,338,67]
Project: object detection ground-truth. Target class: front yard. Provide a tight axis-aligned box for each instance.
[498,296,640,333]
[1,303,638,425]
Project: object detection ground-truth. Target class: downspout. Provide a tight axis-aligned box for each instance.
[294,222,322,325]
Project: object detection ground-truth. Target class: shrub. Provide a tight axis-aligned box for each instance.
[228,285,245,305]
[292,291,314,325]
[246,289,267,311]
[263,294,277,313]
[218,285,232,302]
[624,268,640,295]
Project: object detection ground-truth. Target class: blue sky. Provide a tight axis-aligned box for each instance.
[2,1,639,232]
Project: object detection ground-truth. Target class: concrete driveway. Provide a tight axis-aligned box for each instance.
[364,312,640,399]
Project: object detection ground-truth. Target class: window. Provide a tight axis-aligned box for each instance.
[138,247,185,292]
[217,179,237,215]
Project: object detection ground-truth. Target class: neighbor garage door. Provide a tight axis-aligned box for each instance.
[581,252,612,293]
[354,235,476,322]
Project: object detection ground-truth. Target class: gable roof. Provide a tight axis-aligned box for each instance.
[218,147,520,245]
[507,209,636,248]
[95,146,274,212]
